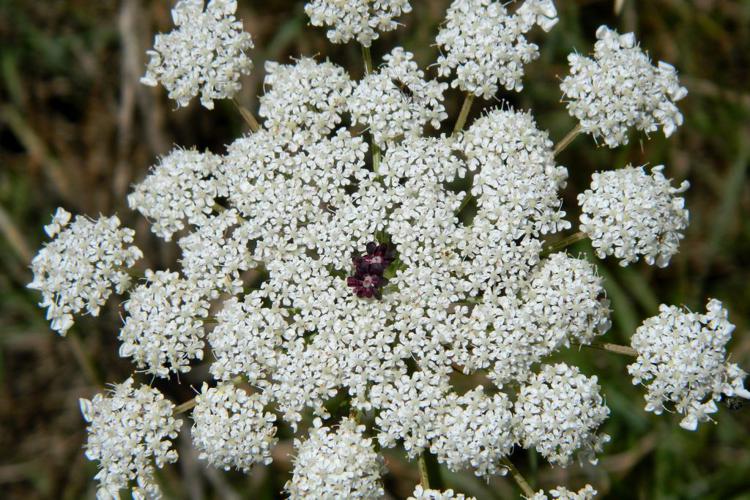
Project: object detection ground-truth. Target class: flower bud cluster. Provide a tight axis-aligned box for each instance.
[515,363,610,466]
[208,291,287,383]
[429,387,515,477]
[29,208,142,335]
[530,485,598,500]
[141,0,254,109]
[473,254,610,386]
[561,26,687,147]
[178,208,258,295]
[349,47,448,147]
[127,147,224,241]
[628,299,750,430]
[259,58,353,145]
[191,383,277,472]
[119,270,210,377]
[286,417,385,499]
[436,0,558,98]
[409,485,476,500]
[304,0,412,47]
[79,378,181,499]
[346,241,396,299]
[578,165,689,267]
[462,108,570,240]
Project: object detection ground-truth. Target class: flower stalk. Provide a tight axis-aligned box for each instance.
[452,93,475,136]
[585,341,638,357]
[500,457,535,497]
[418,451,443,490]
[232,98,260,132]
[542,231,588,256]
[553,123,582,156]
[360,44,381,173]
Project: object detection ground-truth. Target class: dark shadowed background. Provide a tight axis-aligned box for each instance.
[1,0,749,498]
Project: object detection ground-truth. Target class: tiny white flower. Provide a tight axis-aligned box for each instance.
[44,206,71,238]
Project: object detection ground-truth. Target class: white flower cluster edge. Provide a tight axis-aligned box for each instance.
[24,0,750,498]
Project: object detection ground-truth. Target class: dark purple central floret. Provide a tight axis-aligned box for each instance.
[347,241,396,299]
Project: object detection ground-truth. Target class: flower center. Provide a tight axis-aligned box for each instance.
[346,241,396,300]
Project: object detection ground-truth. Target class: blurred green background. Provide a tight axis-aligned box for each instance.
[1,0,749,498]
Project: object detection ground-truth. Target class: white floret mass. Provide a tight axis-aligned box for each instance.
[191,383,277,472]
[141,0,254,109]
[560,25,687,147]
[28,208,142,336]
[259,58,353,145]
[530,484,598,500]
[217,128,369,262]
[118,270,210,378]
[374,371,452,457]
[79,378,181,499]
[628,299,750,431]
[305,0,412,47]
[178,208,258,295]
[578,164,689,267]
[409,485,476,500]
[127,147,224,241]
[349,47,448,147]
[286,417,385,499]
[33,2,737,495]
[482,253,610,386]
[208,290,288,383]
[461,107,570,241]
[429,386,516,477]
[522,253,611,349]
[515,363,610,466]
[436,0,558,98]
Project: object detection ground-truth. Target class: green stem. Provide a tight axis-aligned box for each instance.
[542,231,587,256]
[455,192,474,217]
[584,341,638,357]
[360,44,381,173]
[418,454,430,488]
[452,93,475,136]
[232,98,260,132]
[174,397,197,415]
[553,123,582,156]
[372,144,381,174]
[361,45,373,75]
[417,451,443,490]
[501,457,535,497]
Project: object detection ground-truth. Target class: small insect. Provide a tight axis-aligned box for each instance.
[392,78,414,98]
[723,396,745,411]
